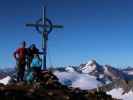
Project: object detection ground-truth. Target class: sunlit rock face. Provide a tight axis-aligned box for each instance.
[103,65,125,80]
[78,59,130,85]
[80,60,97,73]
[80,59,104,74]
[80,60,126,79]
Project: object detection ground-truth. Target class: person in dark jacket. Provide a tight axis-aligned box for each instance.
[26,54,42,84]
[14,41,27,82]
[27,44,41,69]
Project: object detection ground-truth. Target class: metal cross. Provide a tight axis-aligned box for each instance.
[26,6,63,70]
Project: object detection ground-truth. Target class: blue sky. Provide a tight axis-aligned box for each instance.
[0,0,132,68]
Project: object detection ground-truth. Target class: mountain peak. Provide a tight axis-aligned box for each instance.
[80,59,100,74]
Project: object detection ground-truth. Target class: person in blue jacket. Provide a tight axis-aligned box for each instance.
[26,54,42,84]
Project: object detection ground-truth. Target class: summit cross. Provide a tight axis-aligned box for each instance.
[26,6,63,70]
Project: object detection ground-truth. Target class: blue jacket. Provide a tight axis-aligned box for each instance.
[31,57,42,68]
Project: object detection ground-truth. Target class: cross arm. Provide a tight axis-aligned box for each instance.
[26,23,64,29]
[26,23,50,27]
[52,25,64,28]
[26,23,37,27]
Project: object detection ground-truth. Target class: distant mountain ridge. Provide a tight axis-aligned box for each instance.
[0,60,133,94]
[52,59,133,97]
[0,68,15,79]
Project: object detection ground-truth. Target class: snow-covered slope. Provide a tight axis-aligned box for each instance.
[54,71,102,90]
[107,88,133,100]
[0,76,11,85]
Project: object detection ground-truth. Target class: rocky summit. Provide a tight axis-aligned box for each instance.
[0,70,118,100]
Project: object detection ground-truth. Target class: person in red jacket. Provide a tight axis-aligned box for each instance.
[14,41,27,82]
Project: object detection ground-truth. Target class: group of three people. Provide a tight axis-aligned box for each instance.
[13,41,42,83]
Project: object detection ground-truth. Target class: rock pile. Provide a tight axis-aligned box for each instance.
[0,70,119,100]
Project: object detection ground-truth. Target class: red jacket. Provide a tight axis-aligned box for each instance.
[14,48,27,63]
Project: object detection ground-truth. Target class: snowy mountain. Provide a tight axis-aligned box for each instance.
[122,67,133,75]
[79,59,127,81]
[53,60,133,100]
[0,59,133,100]
[0,60,133,86]
[0,68,15,79]
[53,60,132,86]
